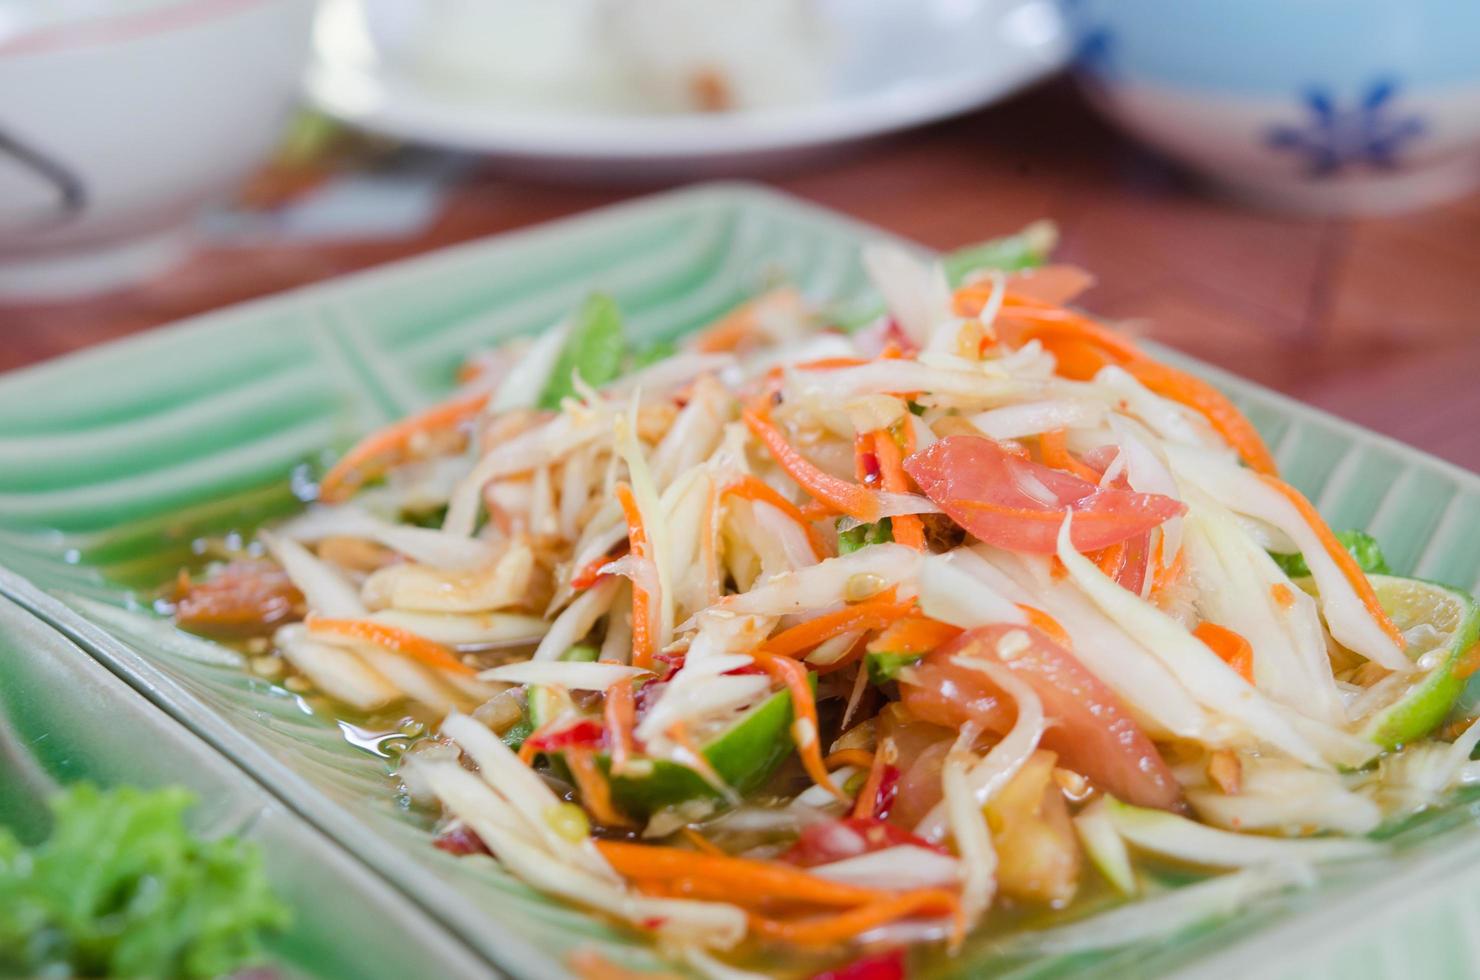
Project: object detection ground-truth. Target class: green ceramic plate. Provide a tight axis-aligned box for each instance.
[2,183,1479,978]
[0,592,492,980]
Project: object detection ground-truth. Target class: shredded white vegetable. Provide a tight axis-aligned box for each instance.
[198,237,1476,966]
[369,609,548,649]
[1105,797,1382,866]
[282,505,496,569]
[479,661,649,689]
[809,845,963,890]
[275,624,398,710]
[1057,515,1329,767]
[259,529,366,618]
[532,577,621,662]
[1167,446,1410,672]
[862,243,953,347]
[942,733,996,929]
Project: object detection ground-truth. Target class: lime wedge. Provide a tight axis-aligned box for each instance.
[529,680,806,820]
[605,685,799,818]
[1352,575,1480,751]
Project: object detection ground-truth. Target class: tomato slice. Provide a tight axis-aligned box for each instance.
[524,718,606,754]
[1102,531,1151,595]
[903,435,1184,554]
[899,624,1184,812]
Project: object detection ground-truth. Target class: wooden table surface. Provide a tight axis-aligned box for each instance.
[4,83,1477,470]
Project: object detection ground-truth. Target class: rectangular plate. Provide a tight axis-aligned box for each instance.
[0,592,493,980]
[2,183,1479,978]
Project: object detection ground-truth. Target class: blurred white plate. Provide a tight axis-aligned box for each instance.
[304,0,1069,173]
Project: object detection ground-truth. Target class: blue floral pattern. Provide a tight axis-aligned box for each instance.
[1059,0,1115,80]
[1265,79,1426,177]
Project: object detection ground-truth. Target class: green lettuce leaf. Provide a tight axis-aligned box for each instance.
[0,784,288,979]
[628,338,678,371]
[539,293,626,409]
[865,650,922,685]
[942,219,1059,285]
[837,518,893,555]
[1270,529,1391,578]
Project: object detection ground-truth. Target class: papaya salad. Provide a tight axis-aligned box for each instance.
[171,225,1480,975]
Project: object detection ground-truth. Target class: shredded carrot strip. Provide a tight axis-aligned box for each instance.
[853,432,876,483]
[742,403,882,522]
[680,827,725,856]
[795,356,874,371]
[964,288,1279,476]
[614,482,655,669]
[760,590,912,658]
[866,616,962,656]
[749,650,849,803]
[1150,545,1183,598]
[851,737,893,820]
[517,724,546,765]
[570,548,622,590]
[725,475,828,559]
[1194,621,1256,684]
[1122,358,1278,475]
[1092,539,1127,579]
[872,430,925,549]
[304,615,474,675]
[604,678,637,775]
[595,841,911,907]
[824,748,876,771]
[998,301,1145,362]
[566,748,631,828]
[319,391,489,503]
[1270,583,1296,610]
[1039,336,1120,382]
[1039,428,1100,482]
[627,875,795,909]
[1256,475,1406,650]
[798,499,838,521]
[747,890,960,946]
[1017,604,1072,648]
[691,291,779,353]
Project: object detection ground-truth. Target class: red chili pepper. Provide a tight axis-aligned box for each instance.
[633,679,669,719]
[570,545,627,590]
[723,663,768,676]
[810,948,906,980]
[524,718,606,754]
[871,765,900,821]
[882,319,917,355]
[652,650,685,678]
[433,824,490,857]
[782,817,948,867]
[855,431,883,485]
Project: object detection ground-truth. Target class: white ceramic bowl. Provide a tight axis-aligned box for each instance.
[0,0,317,299]
[305,0,1070,176]
[1059,0,1480,214]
